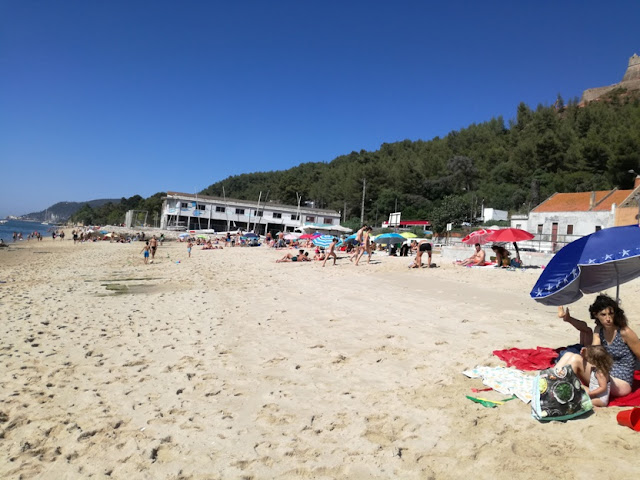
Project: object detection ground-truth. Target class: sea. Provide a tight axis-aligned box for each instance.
[0,219,57,244]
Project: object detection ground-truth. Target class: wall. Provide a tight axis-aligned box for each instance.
[527,211,613,239]
[615,205,640,226]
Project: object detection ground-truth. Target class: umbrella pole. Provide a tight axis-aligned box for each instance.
[513,242,522,265]
[614,262,620,302]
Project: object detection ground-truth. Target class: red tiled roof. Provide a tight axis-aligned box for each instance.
[592,190,632,211]
[532,189,633,213]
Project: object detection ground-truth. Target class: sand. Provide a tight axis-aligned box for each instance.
[1,238,639,479]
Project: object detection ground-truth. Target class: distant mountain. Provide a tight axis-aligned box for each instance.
[20,199,121,223]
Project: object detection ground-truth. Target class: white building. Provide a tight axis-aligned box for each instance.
[482,208,508,222]
[510,187,638,252]
[160,191,347,236]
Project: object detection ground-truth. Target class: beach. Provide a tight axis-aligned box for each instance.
[1,239,639,479]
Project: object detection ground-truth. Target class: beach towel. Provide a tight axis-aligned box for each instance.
[609,370,640,407]
[463,366,535,403]
[493,347,559,371]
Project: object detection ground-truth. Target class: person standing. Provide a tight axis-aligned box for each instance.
[149,235,158,263]
[322,237,339,267]
[141,241,150,264]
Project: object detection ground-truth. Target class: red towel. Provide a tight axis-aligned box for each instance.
[609,371,640,407]
[492,347,559,371]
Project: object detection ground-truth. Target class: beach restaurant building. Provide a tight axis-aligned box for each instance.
[160,191,346,235]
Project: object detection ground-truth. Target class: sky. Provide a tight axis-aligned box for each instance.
[1,1,639,218]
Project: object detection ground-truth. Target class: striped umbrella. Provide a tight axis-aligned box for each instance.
[312,235,341,248]
[461,229,495,245]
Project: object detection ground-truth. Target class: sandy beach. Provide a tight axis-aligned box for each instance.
[1,238,639,479]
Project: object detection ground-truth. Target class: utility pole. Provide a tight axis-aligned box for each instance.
[360,178,366,225]
[296,192,302,229]
[343,201,347,224]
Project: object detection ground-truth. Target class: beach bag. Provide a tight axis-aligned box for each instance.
[531,365,592,421]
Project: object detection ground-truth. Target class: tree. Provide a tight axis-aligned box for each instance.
[430,195,470,234]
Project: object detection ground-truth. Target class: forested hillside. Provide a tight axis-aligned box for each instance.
[201,90,640,232]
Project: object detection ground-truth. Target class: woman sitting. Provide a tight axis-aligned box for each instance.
[491,244,511,267]
[559,294,640,397]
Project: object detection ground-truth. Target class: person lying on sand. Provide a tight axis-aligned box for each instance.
[276,250,310,263]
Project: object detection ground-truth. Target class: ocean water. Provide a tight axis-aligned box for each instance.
[0,219,56,243]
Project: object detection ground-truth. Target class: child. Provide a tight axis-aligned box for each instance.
[141,241,150,264]
[187,240,193,258]
[583,345,613,407]
[322,237,339,267]
[555,345,613,407]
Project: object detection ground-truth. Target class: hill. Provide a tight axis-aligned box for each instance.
[200,88,640,232]
[20,199,121,223]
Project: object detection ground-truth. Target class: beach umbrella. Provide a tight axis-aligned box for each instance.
[196,234,208,239]
[300,233,321,240]
[312,235,341,248]
[178,233,190,239]
[342,234,359,244]
[373,233,406,244]
[400,232,418,239]
[284,233,300,240]
[461,228,495,245]
[243,233,259,239]
[530,225,640,306]
[485,228,535,263]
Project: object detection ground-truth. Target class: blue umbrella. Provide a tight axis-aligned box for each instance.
[530,225,640,306]
[373,233,406,244]
[312,235,342,248]
[343,234,358,244]
[242,233,259,239]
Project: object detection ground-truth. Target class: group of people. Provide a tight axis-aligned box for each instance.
[554,295,640,406]
[12,231,44,241]
[455,243,522,268]
[140,235,159,264]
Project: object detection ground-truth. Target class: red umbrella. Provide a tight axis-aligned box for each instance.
[300,233,321,240]
[461,228,495,245]
[485,228,535,264]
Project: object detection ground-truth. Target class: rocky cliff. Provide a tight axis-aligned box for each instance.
[581,53,640,104]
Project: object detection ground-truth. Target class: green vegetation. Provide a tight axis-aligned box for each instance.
[70,90,640,233]
[200,91,640,233]
[70,192,165,226]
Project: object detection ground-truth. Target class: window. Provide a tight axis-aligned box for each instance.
[515,224,521,229]
[306,216,315,222]
[537,224,543,234]
[272,212,282,219]
[216,206,225,213]
[291,214,300,220]
[595,226,602,232]
[181,202,189,208]
[197,204,205,211]
[323,218,334,224]
[235,208,245,215]
[255,210,263,217]
[567,225,573,235]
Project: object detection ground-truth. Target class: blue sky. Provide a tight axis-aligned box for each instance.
[1,1,639,218]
